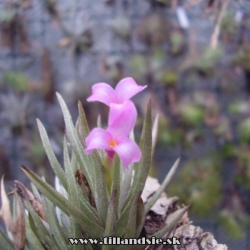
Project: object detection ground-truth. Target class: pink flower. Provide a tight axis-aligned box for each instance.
[87,77,147,107]
[85,101,141,169]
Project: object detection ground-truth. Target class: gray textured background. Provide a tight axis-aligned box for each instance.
[0,0,249,249]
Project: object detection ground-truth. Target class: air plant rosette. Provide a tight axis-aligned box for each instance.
[0,78,227,249]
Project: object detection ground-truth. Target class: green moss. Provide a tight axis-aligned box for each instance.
[180,104,204,126]
[195,47,223,73]
[157,129,183,146]
[168,157,222,216]
[238,118,250,143]
[221,12,237,36]
[161,70,178,86]
[235,147,250,190]
[169,30,184,55]
[228,101,249,115]
[220,143,236,158]
[217,211,245,239]
[3,71,30,92]
[232,45,250,71]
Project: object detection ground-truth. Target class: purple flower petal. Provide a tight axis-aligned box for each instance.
[113,138,141,169]
[115,77,147,103]
[108,100,137,140]
[85,128,112,154]
[87,83,118,106]
[108,103,124,126]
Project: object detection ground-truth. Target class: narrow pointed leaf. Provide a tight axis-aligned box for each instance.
[132,100,152,194]
[124,193,140,239]
[116,197,144,250]
[0,177,13,233]
[119,101,152,227]
[0,230,15,250]
[71,150,78,173]
[42,197,68,250]
[56,93,94,189]
[21,166,104,238]
[37,119,67,190]
[57,93,108,225]
[45,235,60,250]
[115,192,141,236]
[63,138,80,209]
[77,101,91,144]
[63,137,83,247]
[86,244,94,250]
[153,206,190,238]
[136,197,145,238]
[110,154,121,216]
[96,114,105,160]
[24,200,52,247]
[80,196,99,222]
[25,216,47,250]
[119,128,135,208]
[103,192,117,249]
[30,182,42,201]
[145,158,180,214]
[78,100,108,224]
[119,163,133,210]
[152,114,159,157]
[128,245,145,250]
[69,216,83,250]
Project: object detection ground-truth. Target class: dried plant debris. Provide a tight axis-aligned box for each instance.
[149,0,171,8]
[0,177,26,250]
[104,0,116,6]
[14,180,46,220]
[42,0,60,26]
[204,0,222,15]
[143,176,227,249]
[0,2,30,53]
[41,48,56,105]
[75,169,96,208]
[21,0,32,9]
[0,144,12,180]
[137,14,170,47]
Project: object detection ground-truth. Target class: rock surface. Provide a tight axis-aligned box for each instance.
[141,176,227,250]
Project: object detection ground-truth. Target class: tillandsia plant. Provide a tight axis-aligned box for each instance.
[0,77,227,250]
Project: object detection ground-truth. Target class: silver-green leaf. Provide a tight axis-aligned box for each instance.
[144,158,180,214]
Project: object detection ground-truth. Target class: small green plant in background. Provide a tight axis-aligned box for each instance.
[168,148,250,240]
[3,72,30,92]
[169,156,222,217]
[217,210,246,240]
[161,70,178,86]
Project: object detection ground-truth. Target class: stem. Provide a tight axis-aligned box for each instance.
[210,0,229,50]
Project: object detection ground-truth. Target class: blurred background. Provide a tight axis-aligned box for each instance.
[0,0,250,248]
